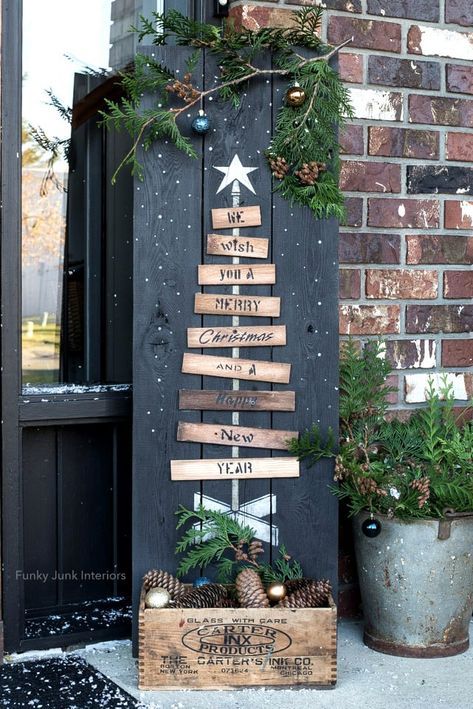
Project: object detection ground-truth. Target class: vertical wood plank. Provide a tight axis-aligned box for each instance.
[132,47,203,651]
[270,75,339,589]
[200,52,274,556]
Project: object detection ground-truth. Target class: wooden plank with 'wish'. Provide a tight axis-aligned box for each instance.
[170,457,300,481]
[182,353,291,384]
[206,234,269,259]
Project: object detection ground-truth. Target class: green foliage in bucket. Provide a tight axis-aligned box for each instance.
[290,341,473,520]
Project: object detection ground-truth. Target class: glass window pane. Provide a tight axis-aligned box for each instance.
[22,0,140,389]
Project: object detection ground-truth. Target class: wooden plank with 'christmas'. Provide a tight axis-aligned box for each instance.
[207,234,269,259]
[182,353,291,383]
[170,457,300,481]
[178,389,296,411]
[211,205,261,229]
[194,293,280,317]
[177,421,297,450]
[198,263,275,285]
[187,325,286,348]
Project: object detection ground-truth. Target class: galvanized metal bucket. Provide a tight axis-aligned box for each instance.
[353,511,473,657]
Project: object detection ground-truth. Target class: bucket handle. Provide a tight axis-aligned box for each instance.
[438,509,473,540]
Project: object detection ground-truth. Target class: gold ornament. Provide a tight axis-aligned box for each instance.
[285,83,306,107]
[266,581,287,603]
[145,586,171,609]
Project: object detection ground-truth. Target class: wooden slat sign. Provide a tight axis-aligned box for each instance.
[195,294,280,318]
[198,263,275,285]
[182,353,291,384]
[179,389,296,412]
[171,457,300,481]
[177,421,297,450]
[211,205,261,229]
[207,234,269,259]
[187,325,286,348]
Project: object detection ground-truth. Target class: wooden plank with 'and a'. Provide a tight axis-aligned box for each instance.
[182,353,291,383]
[177,421,298,450]
[207,234,269,259]
[194,293,280,318]
[178,389,296,411]
[198,263,275,285]
[211,205,261,229]
[187,325,286,348]
[170,457,300,480]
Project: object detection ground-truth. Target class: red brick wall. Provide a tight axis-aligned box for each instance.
[229,0,473,616]
[229,0,473,412]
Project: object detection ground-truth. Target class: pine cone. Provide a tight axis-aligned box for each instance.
[235,568,270,608]
[295,161,319,186]
[142,569,185,599]
[174,584,228,609]
[248,539,264,562]
[410,477,431,508]
[284,578,313,595]
[278,579,331,608]
[268,156,289,180]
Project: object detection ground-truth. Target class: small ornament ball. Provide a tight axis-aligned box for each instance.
[191,110,210,135]
[145,586,171,609]
[285,83,306,107]
[266,581,287,603]
[193,576,212,587]
[362,517,382,538]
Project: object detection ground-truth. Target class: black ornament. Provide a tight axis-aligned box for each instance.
[191,110,210,135]
[362,517,382,538]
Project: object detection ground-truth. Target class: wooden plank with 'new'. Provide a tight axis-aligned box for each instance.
[211,205,261,229]
[198,263,275,285]
[177,421,297,450]
[178,389,296,411]
[170,457,300,480]
[207,234,269,259]
[187,325,286,348]
[194,293,280,317]
[182,353,291,383]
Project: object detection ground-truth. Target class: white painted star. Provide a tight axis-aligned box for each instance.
[214,154,257,195]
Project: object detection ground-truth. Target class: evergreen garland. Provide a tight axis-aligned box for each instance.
[175,505,303,583]
[290,341,473,521]
[101,7,353,220]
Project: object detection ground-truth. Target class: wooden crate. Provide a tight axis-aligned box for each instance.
[138,587,337,690]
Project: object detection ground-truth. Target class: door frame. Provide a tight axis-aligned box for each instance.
[0,0,218,654]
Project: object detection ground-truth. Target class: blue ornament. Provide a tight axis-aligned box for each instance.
[192,111,210,135]
[362,517,382,538]
[193,576,212,587]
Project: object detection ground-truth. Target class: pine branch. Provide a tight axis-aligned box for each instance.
[102,7,353,218]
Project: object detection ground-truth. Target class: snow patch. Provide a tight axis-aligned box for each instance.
[349,88,402,121]
[405,373,468,404]
[417,26,473,61]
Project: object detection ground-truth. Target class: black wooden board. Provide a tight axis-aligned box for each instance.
[132,47,339,651]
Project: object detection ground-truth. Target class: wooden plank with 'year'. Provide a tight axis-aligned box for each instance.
[170,457,300,481]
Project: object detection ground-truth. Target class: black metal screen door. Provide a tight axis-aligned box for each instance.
[1,0,134,651]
